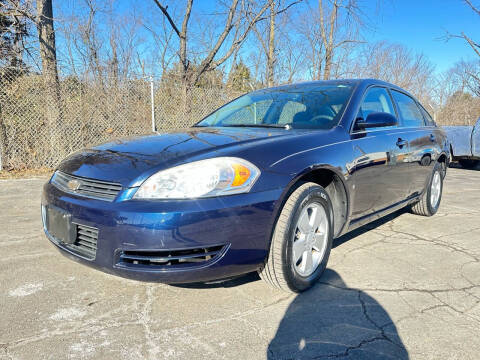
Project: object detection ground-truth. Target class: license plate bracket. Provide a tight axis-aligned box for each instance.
[46,206,76,244]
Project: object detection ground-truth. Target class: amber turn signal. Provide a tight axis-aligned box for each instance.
[231,163,251,187]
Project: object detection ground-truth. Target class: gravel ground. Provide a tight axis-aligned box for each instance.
[1,167,479,360]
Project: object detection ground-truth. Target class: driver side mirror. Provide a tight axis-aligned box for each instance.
[356,112,397,130]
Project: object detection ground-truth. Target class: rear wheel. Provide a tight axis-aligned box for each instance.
[259,182,333,292]
[411,162,443,216]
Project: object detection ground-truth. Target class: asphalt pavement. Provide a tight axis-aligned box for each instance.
[1,167,479,359]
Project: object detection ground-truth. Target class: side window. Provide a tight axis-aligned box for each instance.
[221,100,272,125]
[419,106,435,126]
[391,90,425,127]
[357,87,395,120]
[278,101,307,124]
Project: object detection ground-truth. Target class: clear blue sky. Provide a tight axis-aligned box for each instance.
[68,0,479,75]
[186,0,480,73]
[365,0,480,73]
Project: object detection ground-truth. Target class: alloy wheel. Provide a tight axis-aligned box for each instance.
[292,202,329,277]
[430,170,441,208]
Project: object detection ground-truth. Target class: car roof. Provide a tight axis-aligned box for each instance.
[260,79,408,94]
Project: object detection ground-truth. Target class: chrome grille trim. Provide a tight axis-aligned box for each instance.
[52,171,122,201]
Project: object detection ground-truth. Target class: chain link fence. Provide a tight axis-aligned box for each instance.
[0,68,242,170]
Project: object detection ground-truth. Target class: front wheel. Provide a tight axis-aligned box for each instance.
[411,162,443,216]
[259,182,333,292]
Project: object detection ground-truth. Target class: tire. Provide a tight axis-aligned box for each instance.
[459,159,480,169]
[259,182,333,292]
[410,162,443,217]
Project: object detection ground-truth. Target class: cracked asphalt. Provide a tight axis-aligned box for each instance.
[1,167,480,359]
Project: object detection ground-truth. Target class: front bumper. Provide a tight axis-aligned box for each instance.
[42,182,282,283]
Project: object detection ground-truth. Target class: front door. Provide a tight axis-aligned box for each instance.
[350,87,410,219]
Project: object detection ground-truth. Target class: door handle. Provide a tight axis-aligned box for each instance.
[430,134,436,142]
[396,138,407,148]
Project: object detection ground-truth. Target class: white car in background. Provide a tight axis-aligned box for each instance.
[444,117,480,169]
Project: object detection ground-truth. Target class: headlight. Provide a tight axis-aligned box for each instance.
[134,157,260,199]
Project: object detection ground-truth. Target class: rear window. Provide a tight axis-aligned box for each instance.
[419,105,436,126]
[391,90,425,128]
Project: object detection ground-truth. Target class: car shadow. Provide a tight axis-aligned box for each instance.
[172,271,261,289]
[175,217,409,358]
[267,269,409,359]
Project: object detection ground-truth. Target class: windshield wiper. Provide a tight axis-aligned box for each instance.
[222,123,290,129]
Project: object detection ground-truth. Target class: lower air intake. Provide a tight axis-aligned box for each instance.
[61,224,98,260]
[117,245,226,269]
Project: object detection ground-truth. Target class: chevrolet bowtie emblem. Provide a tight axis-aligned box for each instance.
[67,179,81,191]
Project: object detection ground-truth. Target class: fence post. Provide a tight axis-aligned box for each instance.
[150,76,156,132]
[0,104,5,171]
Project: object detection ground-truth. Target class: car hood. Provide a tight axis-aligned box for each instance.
[57,127,289,187]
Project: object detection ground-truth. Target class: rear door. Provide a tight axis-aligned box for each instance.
[390,90,435,197]
[350,86,410,219]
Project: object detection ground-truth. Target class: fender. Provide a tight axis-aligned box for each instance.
[265,163,352,252]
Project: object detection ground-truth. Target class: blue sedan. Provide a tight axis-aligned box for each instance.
[42,79,450,292]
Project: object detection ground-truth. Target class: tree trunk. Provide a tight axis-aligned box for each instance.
[266,0,276,87]
[11,11,24,68]
[181,76,192,122]
[36,0,62,159]
[319,0,338,80]
[109,34,119,87]
[323,48,332,80]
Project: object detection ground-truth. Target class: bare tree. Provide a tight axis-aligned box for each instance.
[6,0,62,91]
[251,0,303,86]
[36,0,63,151]
[57,0,143,83]
[298,0,364,80]
[441,1,480,99]
[142,12,176,77]
[298,10,323,80]
[451,60,480,96]
[447,0,480,57]
[349,42,435,104]
[152,0,270,107]
[276,17,308,83]
[318,0,364,79]
[1,0,31,69]
[436,90,480,125]
[265,0,276,86]
[80,0,104,84]
[422,60,480,125]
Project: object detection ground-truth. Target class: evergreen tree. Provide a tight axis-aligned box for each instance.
[228,61,251,92]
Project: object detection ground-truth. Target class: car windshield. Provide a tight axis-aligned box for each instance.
[196,84,354,130]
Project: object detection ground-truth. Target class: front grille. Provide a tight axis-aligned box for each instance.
[69,224,98,260]
[52,171,122,201]
[117,245,226,269]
